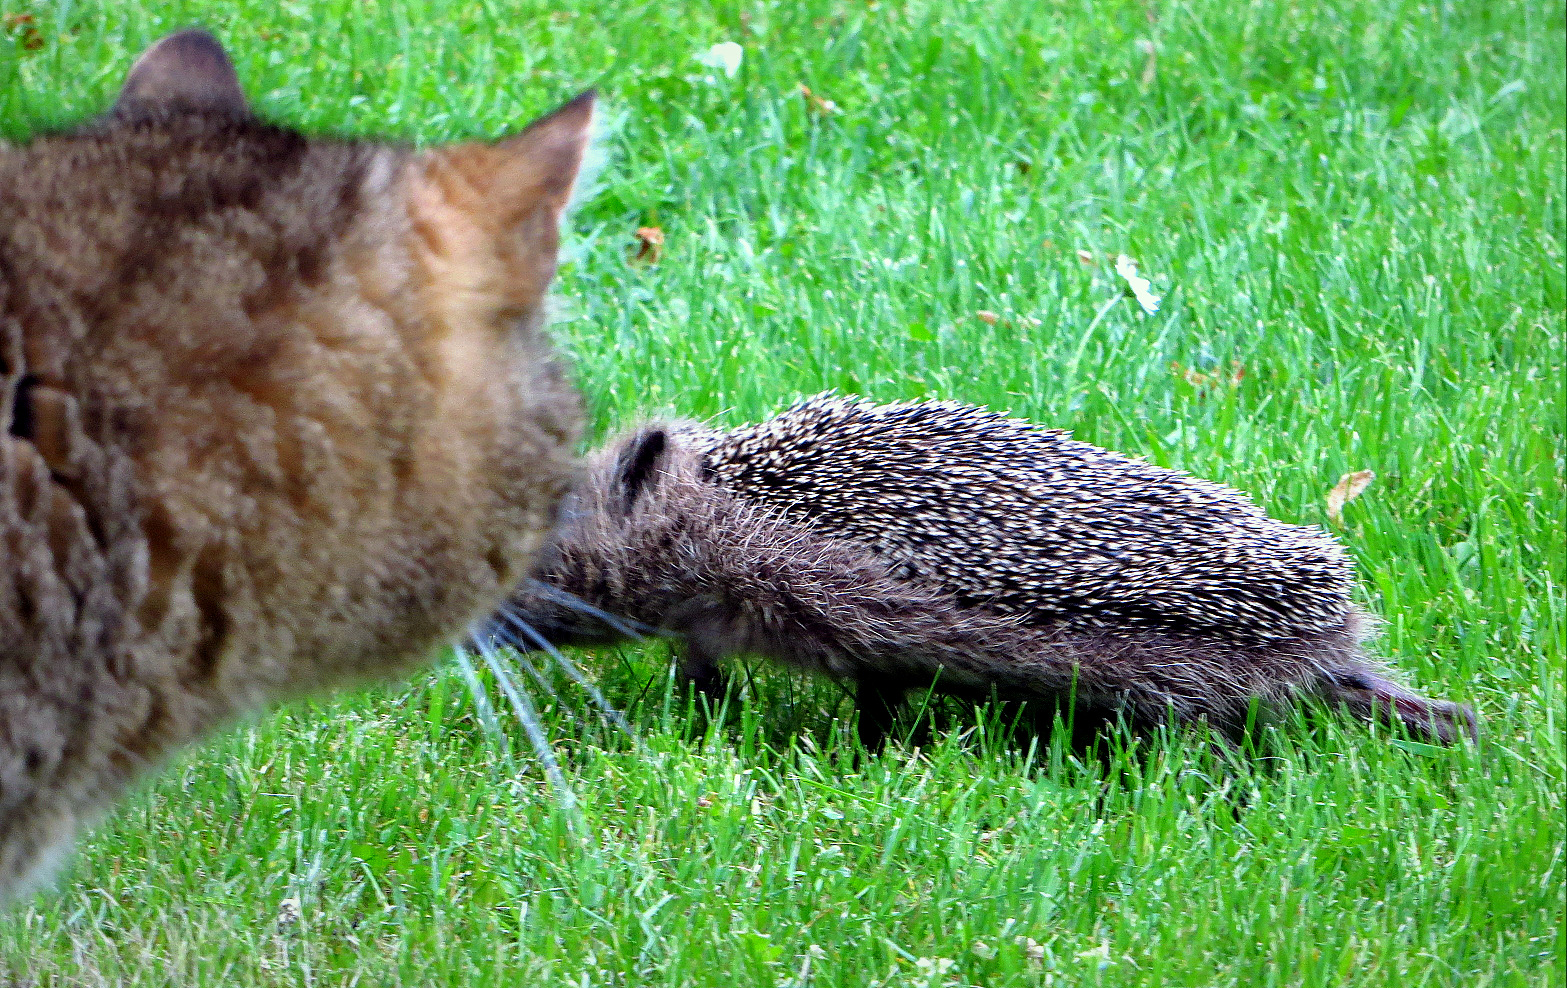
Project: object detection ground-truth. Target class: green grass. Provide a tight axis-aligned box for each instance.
[3,0,1563,984]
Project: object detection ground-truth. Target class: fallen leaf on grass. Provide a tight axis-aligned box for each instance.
[4,13,44,50]
[972,310,1042,329]
[695,41,743,79]
[1326,470,1374,525]
[1136,38,1157,87]
[913,957,955,976]
[1114,253,1162,314]
[631,226,664,265]
[798,84,840,115]
[1171,360,1244,390]
[1076,940,1116,968]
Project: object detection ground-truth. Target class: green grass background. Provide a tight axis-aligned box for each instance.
[2,0,1563,984]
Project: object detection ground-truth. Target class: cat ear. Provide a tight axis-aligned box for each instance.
[613,428,668,513]
[412,91,597,299]
[114,28,249,117]
[502,89,598,225]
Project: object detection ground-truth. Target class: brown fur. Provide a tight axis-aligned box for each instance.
[502,424,1477,751]
[0,30,590,895]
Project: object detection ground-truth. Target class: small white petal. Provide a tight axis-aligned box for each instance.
[1114,253,1163,314]
[696,41,744,78]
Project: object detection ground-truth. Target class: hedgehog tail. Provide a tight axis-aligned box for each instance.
[1298,610,1479,745]
[1313,662,1480,745]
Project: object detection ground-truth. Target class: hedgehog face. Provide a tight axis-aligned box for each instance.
[491,425,682,649]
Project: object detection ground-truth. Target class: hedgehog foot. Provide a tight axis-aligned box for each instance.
[663,597,737,704]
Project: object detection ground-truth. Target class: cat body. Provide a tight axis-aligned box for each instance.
[0,30,591,895]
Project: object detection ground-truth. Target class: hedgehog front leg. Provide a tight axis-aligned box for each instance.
[663,597,735,703]
[664,590,933,750]
[678,644,730,702]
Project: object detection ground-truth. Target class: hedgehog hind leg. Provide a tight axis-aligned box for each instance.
[1317,665,1479,745]
[853,675,907,751]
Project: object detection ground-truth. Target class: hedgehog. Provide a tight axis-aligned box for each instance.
[494,395,1476,749]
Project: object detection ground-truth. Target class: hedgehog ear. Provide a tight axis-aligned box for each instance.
[114,28,250,118]
[614,428,668,512]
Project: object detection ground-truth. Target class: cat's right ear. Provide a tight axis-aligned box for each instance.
[113,28,249,118]
[613,428,668,513]
[411,91,597,305]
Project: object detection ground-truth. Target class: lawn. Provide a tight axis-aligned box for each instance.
[1,0,1562,984]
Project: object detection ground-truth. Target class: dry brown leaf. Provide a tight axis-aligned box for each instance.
[1076,248,1095,264]
[631,226,664,265]
[1326,470,1375,525]
[1137,38,1157,87]
[798,84,839,115]
[5,13,43,50]
[1171,360,1244,390]
[975,310,1001,326]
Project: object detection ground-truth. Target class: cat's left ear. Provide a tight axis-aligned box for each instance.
[412,91,597,301]
[113,28,250,117]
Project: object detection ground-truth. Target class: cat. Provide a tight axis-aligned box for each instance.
[0,28,592,897]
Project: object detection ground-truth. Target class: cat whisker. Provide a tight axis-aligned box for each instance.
[493,640,607,743]
[496,605,635,738]
[522,579,658,640]
[473,627,563,702]
[463,635,580,813]
[451,644,516,769]
[516,650,576,706]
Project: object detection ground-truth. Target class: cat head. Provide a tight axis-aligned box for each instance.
[0,30,593,896]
